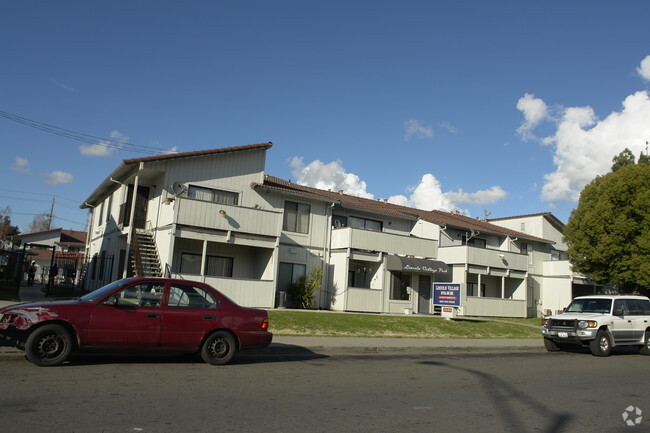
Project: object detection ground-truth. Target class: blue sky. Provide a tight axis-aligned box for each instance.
[2,1,650,233]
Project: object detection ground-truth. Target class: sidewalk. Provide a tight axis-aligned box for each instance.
[0,286,544,356]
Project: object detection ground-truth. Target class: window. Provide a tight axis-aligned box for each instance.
[462,236,486,248]
[106,193,113,223]
[279,263,306,291]
[349,216,382,232]
[390,272,411,300]
[467,282,486,297]
[113,282,165,307]
[168,284,217,309]
[188,185,239,205]
[333,214,347,228]
[520,242,532,254]
[180,253,233,277]
[97,202,104,227]
[283,201,310,233]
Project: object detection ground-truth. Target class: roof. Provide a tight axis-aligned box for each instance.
[10,228,86,245]
[489,212,565,232]
[254,175,553,243]
[82,143,273,208]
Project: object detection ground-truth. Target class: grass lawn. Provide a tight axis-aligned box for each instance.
[268,310,541,339]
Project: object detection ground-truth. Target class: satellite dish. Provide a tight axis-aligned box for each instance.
[484,210,491,217]
[171,181,188,196]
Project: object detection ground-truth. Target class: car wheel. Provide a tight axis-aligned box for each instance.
[543,338,562,352]
[25,324,73,367]
[201,331,237,365]
[639,330,650,356]
[589,330,611,357]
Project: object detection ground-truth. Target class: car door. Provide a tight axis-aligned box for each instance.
[626,299,650,340]
[85,281,164,348]
[160,282,220,349]
[610,299,637,344]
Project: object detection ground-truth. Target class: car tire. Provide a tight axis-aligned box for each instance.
[543,338,562,352]
[589,330,612,357]
[201,331,237,365]
[639,330,650,356]
[25,324,73,367]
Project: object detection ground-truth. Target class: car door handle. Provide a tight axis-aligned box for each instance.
[204,316,215,320]
[147,314,160,319]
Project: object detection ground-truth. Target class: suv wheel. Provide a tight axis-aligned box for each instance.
[543,338,562,352]
[589,330,611,357]
[639,330,650,356]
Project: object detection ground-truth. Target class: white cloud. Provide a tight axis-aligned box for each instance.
[404,119,434,140]
[289,157,374,199]
[10,157,31,174]
[79,130,129,157]
[516,93,549,140]
[439,121,460,134]
[540,91,650,203]
[48,78,76,92]
[637,55,650,81]
[446,186,508,205]
[290,158,508,214]
[43,171,74,185]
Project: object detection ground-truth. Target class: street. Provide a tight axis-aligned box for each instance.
[0,348,647,433]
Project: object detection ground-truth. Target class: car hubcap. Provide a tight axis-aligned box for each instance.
[210,338,228,358]
[38,334,63,358]
[600,337,609,351]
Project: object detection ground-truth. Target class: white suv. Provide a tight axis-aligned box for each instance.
[541,295,650,356]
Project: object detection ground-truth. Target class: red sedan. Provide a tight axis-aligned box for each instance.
[0,278,272,366]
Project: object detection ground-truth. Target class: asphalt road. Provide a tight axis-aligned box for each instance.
[0,348,647,433]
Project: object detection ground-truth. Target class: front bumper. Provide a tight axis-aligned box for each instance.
[541,327,598,342]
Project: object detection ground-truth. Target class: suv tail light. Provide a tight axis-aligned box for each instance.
[261,318,269,330]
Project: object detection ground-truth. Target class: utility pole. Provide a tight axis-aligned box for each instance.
[48,196,55,230]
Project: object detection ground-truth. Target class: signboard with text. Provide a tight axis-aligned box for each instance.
[433,284,461,307]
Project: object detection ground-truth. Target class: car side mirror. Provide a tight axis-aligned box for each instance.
[104,296,118,306]
[614,308,624,316]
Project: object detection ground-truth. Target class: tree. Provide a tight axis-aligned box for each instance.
[0,206,20,244]
[564,160,650,294]
[611,148,636,172]
[28,213,52,233]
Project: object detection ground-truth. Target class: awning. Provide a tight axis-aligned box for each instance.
[385,255,448,274]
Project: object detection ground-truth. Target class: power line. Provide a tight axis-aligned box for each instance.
[0,110,174,156]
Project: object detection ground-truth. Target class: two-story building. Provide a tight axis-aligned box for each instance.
[81,142,572,318]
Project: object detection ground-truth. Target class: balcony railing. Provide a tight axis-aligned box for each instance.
[438,245,528,270]
[331,227,438,257]
[174,198,281,238]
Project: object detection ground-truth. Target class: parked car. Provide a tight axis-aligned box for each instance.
[0,278,272,366]
[541,295,650,356]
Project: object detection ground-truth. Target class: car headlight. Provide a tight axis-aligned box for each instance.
[578,320,597,329]
[541,318,549,327]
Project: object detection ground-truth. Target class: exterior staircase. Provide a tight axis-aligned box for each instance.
[130,229,162,277]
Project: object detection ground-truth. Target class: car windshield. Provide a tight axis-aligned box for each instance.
[565,298,612,314]
[80,279,133,303]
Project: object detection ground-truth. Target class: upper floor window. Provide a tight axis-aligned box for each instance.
[283,201,310,234]
[188,185,239,205]
[520,242,533,255]
[348,216,382,232]
[461,236,486,248]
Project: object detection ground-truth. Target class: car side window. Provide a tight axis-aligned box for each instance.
[628,299,650,316]
[168,284,218,309]
[613,299,630,316]
[113,283,164,307]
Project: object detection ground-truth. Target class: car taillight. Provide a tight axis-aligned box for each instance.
[261,318,269,330]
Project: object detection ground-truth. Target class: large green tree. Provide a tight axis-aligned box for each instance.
[564,157,650,293]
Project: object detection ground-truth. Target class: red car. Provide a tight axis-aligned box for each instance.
[0,278,272,366]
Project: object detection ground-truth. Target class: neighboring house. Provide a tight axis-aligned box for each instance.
[81,143,578,318]
[489,213,605,315]
[10,228,87,285]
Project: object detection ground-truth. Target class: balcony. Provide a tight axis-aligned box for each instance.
[438,246,528,271]
[174,198,281,238]
[330,227,438,257]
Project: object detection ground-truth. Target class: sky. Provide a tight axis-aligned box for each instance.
[2,0,650,234]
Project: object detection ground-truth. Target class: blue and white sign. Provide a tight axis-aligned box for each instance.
[433,283,461,306]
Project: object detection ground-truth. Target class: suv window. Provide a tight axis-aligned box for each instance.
[565,298,611,314]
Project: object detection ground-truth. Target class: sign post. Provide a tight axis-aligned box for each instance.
[433,283,462,319]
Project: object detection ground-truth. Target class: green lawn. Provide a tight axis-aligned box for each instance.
[268,310,541,339]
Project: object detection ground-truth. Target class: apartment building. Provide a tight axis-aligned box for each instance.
[81,142,580,318]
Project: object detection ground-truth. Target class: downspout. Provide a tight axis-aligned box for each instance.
[123,163,143,278]
[321,202,334,309]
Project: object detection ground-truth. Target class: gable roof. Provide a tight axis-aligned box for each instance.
[489,212,565,232]
[254,175,553,244]
[82,143,273,208]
